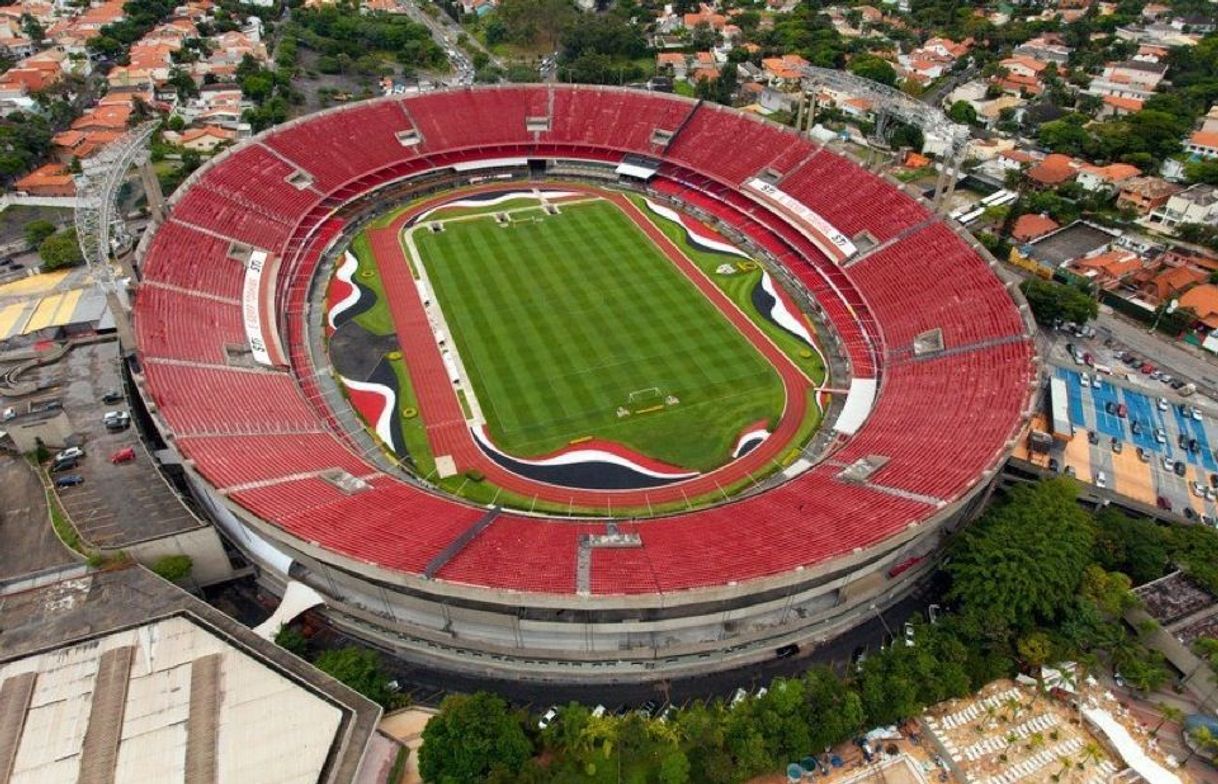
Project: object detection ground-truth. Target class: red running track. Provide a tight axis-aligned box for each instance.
[367,183,813,510]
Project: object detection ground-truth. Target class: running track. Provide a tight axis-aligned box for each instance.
[366,184,814,510]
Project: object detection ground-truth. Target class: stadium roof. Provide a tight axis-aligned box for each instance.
[0,565,381,784]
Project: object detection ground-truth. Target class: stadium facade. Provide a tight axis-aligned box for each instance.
[130,86,1039,681]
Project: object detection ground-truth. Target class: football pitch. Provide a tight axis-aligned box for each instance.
[410,199,786,471]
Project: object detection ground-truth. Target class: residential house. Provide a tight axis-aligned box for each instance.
[1117,176,1181,215]
[1135,43,1170,62]
[1139,264,1208,305]
[1186,131,1218,159]
[1087,60,1168,101]
[1001,56,1048,80]
[1149,184,1218,229]
[1098,95,1142,118]
[682,5,727,30]
[1026,153,1078,188]
[656,52,687,80]
[163,124,234,152]
[1068,248,1143,290]
[1012,213,1059,242]
[1075,162,1141,193]
[1179,284,1218,330]
[840,96,874,122]
[897,36,971,86]
[1014,34,1071,64]
[14,162,74,196]
[761,54,807,85]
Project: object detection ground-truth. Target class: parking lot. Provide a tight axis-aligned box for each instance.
[1047,363,1218,522]
[26,340,200,547]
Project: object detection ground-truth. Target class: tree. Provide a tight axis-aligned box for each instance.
[948,100,978,125]
[1092,507,1168,586]
[419,692,533,784]
[848,54,897,86]
[151,554,192,581]
[1016,631,1052,667]
[1020,278,1098,325]
[38,229,83,270]
[947,479,1095,636]
[313,646,391,706]
[274,624,310,657]
[1153,702,1185,735]
[24,219,56,249]
[20,12,44,45]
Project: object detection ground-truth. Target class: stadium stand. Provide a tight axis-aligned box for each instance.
[133,285,244,364]
[138,220,247,301]
[132,86,1034,604]
[263,101,418,192]
[849,223,1027,350]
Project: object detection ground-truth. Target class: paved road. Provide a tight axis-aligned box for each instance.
[0,453,74,581]
[1094,311,1218,401]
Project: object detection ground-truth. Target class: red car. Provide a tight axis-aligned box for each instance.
[1117,403,1127,418]
[1141,363,1155,374]
[109,447,135,464]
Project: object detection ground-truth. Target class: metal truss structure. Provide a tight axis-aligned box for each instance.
[73,120,159,294]
[799,66,970,156]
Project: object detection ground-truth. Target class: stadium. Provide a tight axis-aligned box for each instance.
[129,85,1039,681]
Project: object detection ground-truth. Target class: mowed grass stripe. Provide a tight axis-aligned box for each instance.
[413,200,784,470]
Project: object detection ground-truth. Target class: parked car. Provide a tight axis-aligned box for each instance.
[1155,428,1168,444]
[1186,507,1198,521]
[1079,372,1091,387]
[101,390,123,404]
[108,447,136,464]
[103,411,131,431]
[55,447,84,462]
[53,474,84,487]
[1105,401,1116,415]
[537,706,559,730]
[1111,438,1122,454]
[1117,403,1128,418]
[1136,447,1149,463]
[1088,431,1099,445]
[1096,471,1107,489]
[1193,482,1208,498]
[1162,455,1174,471]
[1049,457,1060,472]
[1131,421,1143,436]
[50,458,77,473]
[1176,461,1188,477]
[1193,407,1204,421]
[1158,397,1169,412]
[1157,495,1172,511]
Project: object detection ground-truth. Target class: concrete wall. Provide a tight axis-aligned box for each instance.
[116,525,236,590]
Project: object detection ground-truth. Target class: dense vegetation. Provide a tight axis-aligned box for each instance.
[415,479,1204,783]
[1019,278,1099,326]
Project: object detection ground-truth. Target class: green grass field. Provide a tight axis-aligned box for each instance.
[411,199,786,471]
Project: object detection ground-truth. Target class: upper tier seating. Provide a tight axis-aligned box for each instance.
[780,153,929,243]
[666,105,810,186]
[549,87,697,154]
[139,220,246,301]
[832,340,1034,500]
[230,476,485,572]
[406,88,545,153]
[263,101,418,191]
[133,285,244,364]
[176,432,372,489]
[850,223,1027,350]
[142,363,322,436]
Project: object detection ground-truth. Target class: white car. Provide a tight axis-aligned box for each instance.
[1091,376,1101,389]
[1,407,14,422]
[537,706,559,730]
[1162,455,1173,471]
[56,447,85,462]
[1079,372,1090,387]
[1158,397,1169,412]
[1095,471,1107,489]
[1193,407,1204,421]
[1155,429,1168,445]
[1193,482,1208,498]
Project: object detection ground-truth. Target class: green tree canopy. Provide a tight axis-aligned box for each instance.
[947,479,1095,636]
[313,646,391,706]
[419,693,533,784]
[948,100,978,125]
[24,219,56,249]
[38,228,83,271]
[1020,278,1097,325]
[848,54,897,86]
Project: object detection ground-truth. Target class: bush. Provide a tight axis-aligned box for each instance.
[275,624,310,657]
[314,646,391,706]
[24,219,56,249]
[151,554,193,582]
[38,228,83,271]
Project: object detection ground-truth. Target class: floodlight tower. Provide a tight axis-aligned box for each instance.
[73,120,161,352]
[797,66,971,213]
